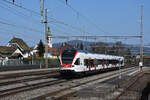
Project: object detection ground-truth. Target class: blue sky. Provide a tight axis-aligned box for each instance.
[0,0,149,47]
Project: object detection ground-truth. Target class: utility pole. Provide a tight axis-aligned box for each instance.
[44,8,48,68]
[140,5,143,66]
[83,25,85,50]
[40,0,44,24]
[40,0,48,68]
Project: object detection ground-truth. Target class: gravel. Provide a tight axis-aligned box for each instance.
[0,67,138,100]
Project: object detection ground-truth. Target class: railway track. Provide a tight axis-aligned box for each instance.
[0,76,66,97]
[0,69,58,80]
[30,67,137,100]
[0,69,61,97]
[0,67,138,100]
[0,72,59,87]
[114,70,150,100]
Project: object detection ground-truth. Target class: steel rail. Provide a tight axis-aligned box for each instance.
[0,73,59,87]
[0,70,58,80]
[31,67,136,100]
[114,72,144,100]
[0,78,66,97]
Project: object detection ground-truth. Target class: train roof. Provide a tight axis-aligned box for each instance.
[63,49,123,58]
[77,50,123,58]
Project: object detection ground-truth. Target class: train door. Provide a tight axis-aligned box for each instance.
[79,57,85,71]
[84,59,92,71]
[97,59,103,70]
[88,59,91,71]
[84,59,88,71]
[94,59,97,70]
[102,59,105,69]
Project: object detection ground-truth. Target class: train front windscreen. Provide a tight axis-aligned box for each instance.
[62,50,77,64]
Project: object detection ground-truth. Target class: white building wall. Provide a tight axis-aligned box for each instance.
[48,36,52,48]
[44,53,57,58]
[12,49,23,56]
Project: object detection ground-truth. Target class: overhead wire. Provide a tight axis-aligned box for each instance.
[57,0,108,34]
[0,1,45,45]
[48,20,93,35]
[0,20,43,33]
[0,28,40,45]
[1,0,40,16]
[0,27,41,38]
[0,0,47,45]
[49,23,77,36]
[0,20,44,45]
[0,1,42,29]
[2,0,93,35]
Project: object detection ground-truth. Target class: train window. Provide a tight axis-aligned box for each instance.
[109,60,112,64]
[97,59,103,65]
[105,60,109,66]
[74,58,80,65]
[121,60,123,64]
[84,59,88,66]
[112,60,119,64]
[111,60,116,64]
[84,59,95,67]
[116,60,119,64]
[90,59,94,67]
[103,60,105,64]
[114,60,117,64]
[62,50,76,64]
[110,60,119,65]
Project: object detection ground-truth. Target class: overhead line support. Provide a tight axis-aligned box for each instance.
[140,5,143,65]
[44,8,48,69]
[51,35,141,39]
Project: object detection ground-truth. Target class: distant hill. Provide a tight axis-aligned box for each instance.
[53,40,93,50]
[53,40,150,56]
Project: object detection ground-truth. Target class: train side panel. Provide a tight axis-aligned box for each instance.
[59,49,124,76]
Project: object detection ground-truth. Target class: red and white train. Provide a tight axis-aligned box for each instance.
[59,49,124,76]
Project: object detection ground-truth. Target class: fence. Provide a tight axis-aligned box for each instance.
[0,58,60,71]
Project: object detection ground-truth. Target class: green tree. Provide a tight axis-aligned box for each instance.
[37,40,45,57]
[90,42,108,54]
[125,48,132,64]
[110,41,125,56]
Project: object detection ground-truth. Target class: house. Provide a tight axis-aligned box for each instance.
[0,46,20,58]
[7,37,31,58]
[0,37,31,60]
[0,37,32,65]
[0,46,23,65]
